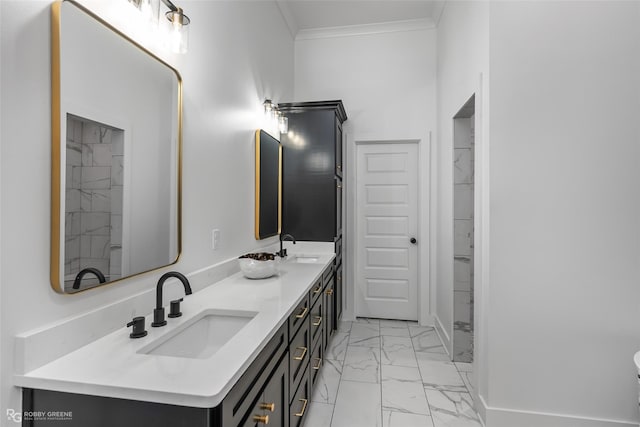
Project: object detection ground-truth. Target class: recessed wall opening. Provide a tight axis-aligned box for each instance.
[64,114,124,291]
[453,94,475,362]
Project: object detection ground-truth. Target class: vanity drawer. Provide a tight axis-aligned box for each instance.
[289,295,309,338]
[310,278,323,306]
[310,292,324,350]
[322,264,334,286]
[289,366,310,427]
[309,338,323,388]
[222,322,288,427]
[289,319,310,402]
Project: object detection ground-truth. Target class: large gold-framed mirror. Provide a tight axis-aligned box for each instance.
[255,130,282,240]
[51,0,182,293]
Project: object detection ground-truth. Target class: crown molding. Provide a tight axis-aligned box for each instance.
[295,18,436,41]
[275,0,299,39]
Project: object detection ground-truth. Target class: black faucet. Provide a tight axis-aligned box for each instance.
[277,233,296,258]
[72,267,106,290]
[152,271,192,327]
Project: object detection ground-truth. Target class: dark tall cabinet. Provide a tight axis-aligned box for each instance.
[279,100,346,333]
[279,101,346,243]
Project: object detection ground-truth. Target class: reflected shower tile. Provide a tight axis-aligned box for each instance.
[326,332,349,361]
[304,402,334,427]
[82,122,100,145]
[425,389,481,427]
[81,167,111,190]
[90,236,110,259]
[80,189,92,212]
[112,155,124,186]
[112,132,124,155]
[66,189,81,212]
[99,127,112,144]
[92,143,112,166]
[381,336,417,367]
[332,381,382,427]
[82,144,93,165]
[91,190,111,212]
[454,184,473,220]
[342,346,380,383]
[65,212,81,235]
[111,187,123,216]
[418,359,466,392]
[383,411,434,427]
[80,212,110,236]
[111,215,122,245]
[311,359,342,404]
[71,166,82,189]
[64,235,80,260]
[66,141,82,166]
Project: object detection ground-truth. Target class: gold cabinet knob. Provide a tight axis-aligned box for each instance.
[260,402,275,412]
[253,414,269,424]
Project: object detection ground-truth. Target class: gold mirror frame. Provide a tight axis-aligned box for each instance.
[50,0,183,293]
[255,130,282,239]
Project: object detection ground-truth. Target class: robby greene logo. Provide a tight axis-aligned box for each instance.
[7,409,73,422]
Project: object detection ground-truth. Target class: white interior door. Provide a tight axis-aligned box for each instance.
[356,142,419,320]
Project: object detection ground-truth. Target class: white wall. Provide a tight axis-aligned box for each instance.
[294,23,437,324]
[485,1,640,425]
[0,0,293,415]
[434,0,490,405]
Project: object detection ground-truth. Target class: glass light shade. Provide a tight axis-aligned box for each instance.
[278,115,288,134]
[166,8,190,54]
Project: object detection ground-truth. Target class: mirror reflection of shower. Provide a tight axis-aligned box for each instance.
[64,114,124,291]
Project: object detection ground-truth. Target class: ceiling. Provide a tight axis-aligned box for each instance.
[276,0,445,37]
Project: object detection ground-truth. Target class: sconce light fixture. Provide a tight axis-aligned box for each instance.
[163,1,190,54]
[263,99,288,134]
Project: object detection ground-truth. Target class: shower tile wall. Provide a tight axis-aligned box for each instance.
[453,116,474,362]
[65,115,124,289]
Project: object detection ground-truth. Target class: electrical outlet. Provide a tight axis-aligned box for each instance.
[212,229,220,250]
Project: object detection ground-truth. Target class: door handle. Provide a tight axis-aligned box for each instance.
[410,237,417,244]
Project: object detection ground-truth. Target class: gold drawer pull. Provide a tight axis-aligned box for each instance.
[337,183,342,189]
[294,399,308,417]
[313,285,322,294]
[253,414,269,424]
[313,357,322,370]
[295,306,308,319]
[293,346,307,361]
[337,165,342,170]
[312,316,322,327]
[260,402,275,412]
[326,288,334,296]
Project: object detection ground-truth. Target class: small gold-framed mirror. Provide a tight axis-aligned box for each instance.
[255,130,282,240]
[51,0,182,293]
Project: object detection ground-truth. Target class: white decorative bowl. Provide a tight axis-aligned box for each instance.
[238,256,279,279]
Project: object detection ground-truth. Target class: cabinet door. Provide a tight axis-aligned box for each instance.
[324,279,335,349]
[289,321,310,401]
[335,178,342,237]
[335,119,343,178]
[289,368,310,427]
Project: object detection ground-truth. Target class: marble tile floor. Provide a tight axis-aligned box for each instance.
[305,318,482,427]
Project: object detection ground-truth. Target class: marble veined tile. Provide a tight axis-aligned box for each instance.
[92,143,112,167]
[382,376,431,415]
[453,220,472,257]
[418,359,466,392]
[415,351,450,363]
[349,322,380,347]
[379,319,410,329]
[341,345,380,383]
[326,332,349,361]
[304,402,334,427]
[454,149,473,184]
[454,183,473,220]
[81,166,111,190]
[382,365,422,382]
[383,411,434,427]
[425,389,481,427]
[355,317,380,325]
[409,327,443,353]
[381,336,417,367]
[311,359,342,404]
[337,320,353,333]
[381,327,410,338]
[332,381,382,427]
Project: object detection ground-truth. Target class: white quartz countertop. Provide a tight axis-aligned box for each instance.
[14,253,335,408]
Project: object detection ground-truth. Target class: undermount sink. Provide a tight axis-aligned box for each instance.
[138,309,257,359]
[290,255,320,264]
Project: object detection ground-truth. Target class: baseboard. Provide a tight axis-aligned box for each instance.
[433,314,451,356]
[477,395,638,427]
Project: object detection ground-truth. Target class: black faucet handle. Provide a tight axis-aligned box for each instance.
[168,298,184,318]
[151,307,167,327]
[127,316,148,339]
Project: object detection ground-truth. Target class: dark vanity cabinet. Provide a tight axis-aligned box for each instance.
[22,266,338,427]
[279,101,347,243]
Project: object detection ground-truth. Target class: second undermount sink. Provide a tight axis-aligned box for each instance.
[290,255,321,264]
[138,309,257,359]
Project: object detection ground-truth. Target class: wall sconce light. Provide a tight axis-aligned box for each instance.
[162,0,190,54]
[263,99,288,134]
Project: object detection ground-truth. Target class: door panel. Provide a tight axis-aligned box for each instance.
[356,143,419,320]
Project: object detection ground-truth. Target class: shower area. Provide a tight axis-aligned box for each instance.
[453,95,475,362]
